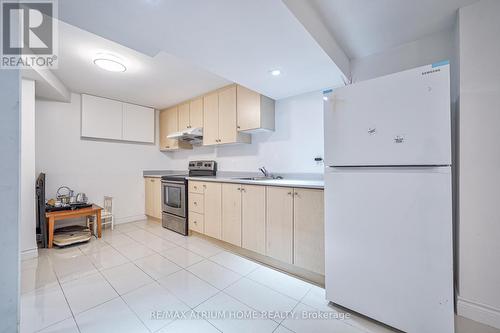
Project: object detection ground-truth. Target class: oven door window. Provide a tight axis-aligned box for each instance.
[164,186,182,208]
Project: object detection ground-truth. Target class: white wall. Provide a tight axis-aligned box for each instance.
[351,28,455,84]
[36,93,170,224]
[20,79,38,259]
[0,67,20,333]
[35,91,324,224]
[457,0,500,328]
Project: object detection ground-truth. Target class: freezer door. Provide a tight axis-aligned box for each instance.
[324,166,454,333]
[324,63,451,166]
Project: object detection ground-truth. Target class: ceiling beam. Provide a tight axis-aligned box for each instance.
[282,0,351,81]
[22,66,71,103]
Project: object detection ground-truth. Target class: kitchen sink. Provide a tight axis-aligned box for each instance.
[232,176,283,181]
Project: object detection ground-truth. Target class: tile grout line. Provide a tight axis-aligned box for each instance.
[52,264,82,333]
[96,261,152,332]
[31,220,320,333]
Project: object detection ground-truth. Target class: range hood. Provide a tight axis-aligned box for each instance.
[167,127,203,145]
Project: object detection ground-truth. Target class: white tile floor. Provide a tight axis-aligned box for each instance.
[21,219,500,333]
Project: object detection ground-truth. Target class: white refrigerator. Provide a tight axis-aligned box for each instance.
[324,63,454,333]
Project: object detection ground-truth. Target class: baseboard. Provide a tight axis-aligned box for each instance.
[457,296,500,329]
[114,214,147,224]
[20,248,38,260]
[191,230,325,287]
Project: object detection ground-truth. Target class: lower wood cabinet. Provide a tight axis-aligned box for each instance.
[145,177,161,219]
[203,182,222,239]
[241,185,266,255]
[221,184,266,251]
[189,212,204,234]
[293,188,325,274]
[266,186,294,263]
[187,180,324,276]
[222,184,242,246]
[188,193,204,214]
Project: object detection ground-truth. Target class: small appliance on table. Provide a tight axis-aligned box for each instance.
[161,160,217,235]
[45,204,103,248]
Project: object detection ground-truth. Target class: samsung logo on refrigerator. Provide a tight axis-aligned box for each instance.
[422,68,441,76]
[422,60,449,76]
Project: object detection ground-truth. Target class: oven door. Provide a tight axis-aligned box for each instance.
[161,180,186,218]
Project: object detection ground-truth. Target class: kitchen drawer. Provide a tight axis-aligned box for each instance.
[189,181,205,194]
[189,212,204,234]
[189,193,204,214]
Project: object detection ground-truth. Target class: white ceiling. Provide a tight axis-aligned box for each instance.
[309,0,479,59]
[40,0,479,107]
[57,0,347,100]
[52,21,230,109]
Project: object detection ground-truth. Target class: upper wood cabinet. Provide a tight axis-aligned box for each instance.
[237,85,275,132]
[178,102,190,131]
[159,106,179,150]
[203,92,219,146]
[81,94,154,143]
[177,98,203,131]
[157,84,274,151]
[159,106,192,151]
[203,85,251,146]
[294,188,325,275]
[190,97,203,129]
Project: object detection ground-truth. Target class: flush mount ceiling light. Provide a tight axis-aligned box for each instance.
[93,53,126,72]
[269,69,281,76]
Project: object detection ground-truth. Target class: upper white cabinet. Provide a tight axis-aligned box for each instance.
[81,94,155,143]
[237,85,275,132]
[81,94,123,140]
[123,103,155,143]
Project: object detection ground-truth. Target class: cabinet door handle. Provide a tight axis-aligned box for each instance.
[294,192,298,196]
[287,192,292,196]
[150,179,154,182]
[194,186,198,190]
[237,125,241,129]
[237,187,241,191]
[193,220,197,224]
[203,184,207,188]
[193,201,197,205]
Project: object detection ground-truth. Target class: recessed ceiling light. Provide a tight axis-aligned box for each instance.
[93,53,126,72]
[269,69,281,76]
[323,96,328,101]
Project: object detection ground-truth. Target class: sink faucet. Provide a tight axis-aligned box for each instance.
[259,166,270,178]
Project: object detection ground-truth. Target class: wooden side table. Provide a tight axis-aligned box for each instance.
[45,204,102,248]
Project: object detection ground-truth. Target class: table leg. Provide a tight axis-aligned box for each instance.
[48,217,55,248]
[97,210,102,238]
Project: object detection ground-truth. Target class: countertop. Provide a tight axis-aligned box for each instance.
[187,176,324,189]
[143,170,324,189]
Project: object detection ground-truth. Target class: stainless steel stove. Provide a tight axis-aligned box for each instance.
[161,161,216,235]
